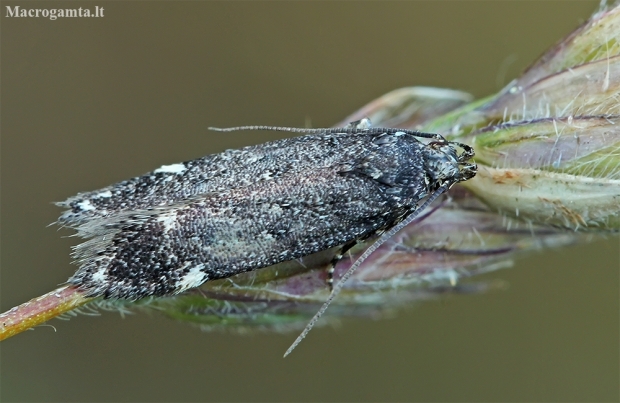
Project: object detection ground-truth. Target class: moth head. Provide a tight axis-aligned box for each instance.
[424,140,477,189]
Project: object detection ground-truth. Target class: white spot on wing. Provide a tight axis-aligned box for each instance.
[77,200,96,211]
[157,212,178,231]
[90,267,107,284]
[176,264,207,292]
[96,190,112,198]
[154,163,186,174]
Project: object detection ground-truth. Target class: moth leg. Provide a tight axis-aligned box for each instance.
[326,240,358,291]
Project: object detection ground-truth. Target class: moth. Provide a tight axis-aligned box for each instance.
[57,119,476,354]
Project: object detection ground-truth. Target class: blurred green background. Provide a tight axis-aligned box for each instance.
[2,1,618,401]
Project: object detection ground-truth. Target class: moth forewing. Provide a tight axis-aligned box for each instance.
[58,121,476,348]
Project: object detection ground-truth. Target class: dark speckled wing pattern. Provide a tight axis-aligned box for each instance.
[61,131,434,299]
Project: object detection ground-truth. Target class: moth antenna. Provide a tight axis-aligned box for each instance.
[283,182,452,357]
[209,125,339,134]
[209,125,446,142]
